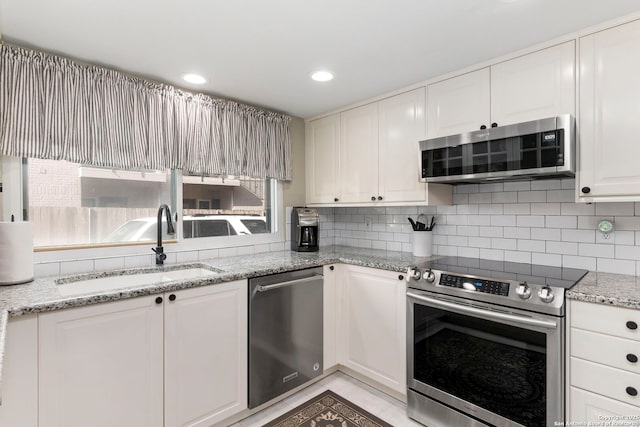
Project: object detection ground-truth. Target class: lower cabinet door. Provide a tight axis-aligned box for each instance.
[0,315,38,427]
[39,296,164,427]
[339,265,406,395]
[164,280,248,427]
[570,387,640,422]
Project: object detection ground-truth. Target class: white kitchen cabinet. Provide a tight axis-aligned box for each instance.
[570,387,640,423]
[323,264,339,371]
[39,280,248,427]
[340,103,379,203]
[427,68,490,138]
[427,41,575,138]
[306,88,451,206]
[305,113,341,204]
[569,300,640,418]
[0,315,38,427]
[164,280,247,427]
[579,19,640,201]
[39,296,164,427]
[338,265,406,395]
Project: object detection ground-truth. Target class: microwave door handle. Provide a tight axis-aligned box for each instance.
[407,291,558,330]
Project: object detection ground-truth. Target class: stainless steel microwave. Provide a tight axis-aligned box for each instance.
[419,114,575,184]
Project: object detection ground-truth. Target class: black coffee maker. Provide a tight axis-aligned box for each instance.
[291,207,319,252]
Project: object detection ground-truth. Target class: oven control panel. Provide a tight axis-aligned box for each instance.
[439,274,510,297]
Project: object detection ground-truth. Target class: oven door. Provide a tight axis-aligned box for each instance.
[407,290,564,427]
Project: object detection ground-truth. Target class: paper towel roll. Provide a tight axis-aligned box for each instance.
[0,222,34,285]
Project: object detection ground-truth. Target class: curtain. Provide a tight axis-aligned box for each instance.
[0,43,292,181]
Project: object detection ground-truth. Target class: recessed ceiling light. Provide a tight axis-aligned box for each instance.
[311,70,334,82]
[183,73,206,84]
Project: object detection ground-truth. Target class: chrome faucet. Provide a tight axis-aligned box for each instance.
[152,204,176,265]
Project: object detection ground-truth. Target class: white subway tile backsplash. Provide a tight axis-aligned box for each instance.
[614,216,640,230]
[60,259,95,275]
[94,257,125,271]
[517,216,545,227]
[479,204,504,215]
[561,203,595,216]
[597,258,636,275]
[615,245,640,261]
[198,249,219,260]
[453,194,469,204]
[563,255,597,271]
[517,239,546,253]
[34,262,61,278]
[546,189,575,203]
[491,238,517,250]
[545,216,577,229]
[479,226,503,238]
[457,204,479,215]
[448,236,469,246]
[492,192,518,203]
[468,215,492,226]
[125,255,153,268]
[562,178,576,189]
[562,229,595,243]
[371,240,387,250]
[176,251,199,263]
[503,204,531,215]
[579,243,614,258]
[531,203,561,215]
[457,226,480,237]
[595,202,635,216]
[455,184,479,194]
[518,191,547,203]
[218,247,238,258]
[504,251,532,263]
[491,215,516,227]
[480,248,504,261]
[468,237,492,248]
[458,247,480,258]
[531,228,562,241]
[436,205,458,215]
[448,215,469,225]
[386,241,402,251]
[546,241,578,255]
[469,192,493,204]
[531,179,562,190]
[479,183,504,193]
[532,253,562,267]
[503,181,531,192]
[503,227,531,239]
[394,233,410,243]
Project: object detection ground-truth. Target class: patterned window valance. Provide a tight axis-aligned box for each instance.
[0,43,292,180]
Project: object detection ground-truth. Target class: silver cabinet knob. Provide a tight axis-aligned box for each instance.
[538,286,555,303]
[516,282,531,299]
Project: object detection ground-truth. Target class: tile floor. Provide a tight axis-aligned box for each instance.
[231,371,422,426]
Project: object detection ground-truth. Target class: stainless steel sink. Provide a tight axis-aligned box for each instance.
[57,265,222,296]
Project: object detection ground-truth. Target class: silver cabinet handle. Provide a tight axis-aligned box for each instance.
[254,275,323,295]
[407,291,558,330]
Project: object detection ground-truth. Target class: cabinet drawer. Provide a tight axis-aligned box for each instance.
[570,387,640,422]
[572,328,640,374]
[571,301,640,341]
[572,357,640,407]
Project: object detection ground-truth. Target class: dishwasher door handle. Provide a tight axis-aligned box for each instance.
[253,275,323,295]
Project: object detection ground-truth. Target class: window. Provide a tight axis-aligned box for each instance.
[181,175,275,240]
[10,158,281,249]
[24,158,173,247]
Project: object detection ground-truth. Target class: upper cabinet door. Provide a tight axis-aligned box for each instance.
[580,19,640,200]
[491,41,575,127]
[378,88,427,202]
[305,114,340,204]
[427,68,490,138]
[340,103,379,203]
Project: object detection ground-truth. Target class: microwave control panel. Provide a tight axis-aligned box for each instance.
[439,274,510,297]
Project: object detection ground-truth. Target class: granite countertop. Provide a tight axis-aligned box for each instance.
[0,244,639,401]
[0,245,422,399]
[566,271,640,310]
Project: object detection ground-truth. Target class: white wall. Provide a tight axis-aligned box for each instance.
[327,178,640,275]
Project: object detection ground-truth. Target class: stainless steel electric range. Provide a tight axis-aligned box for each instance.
[406,256,588,427]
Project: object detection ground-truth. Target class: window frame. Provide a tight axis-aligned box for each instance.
[1,157,284,262]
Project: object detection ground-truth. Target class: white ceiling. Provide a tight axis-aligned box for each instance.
[1,0,639,119]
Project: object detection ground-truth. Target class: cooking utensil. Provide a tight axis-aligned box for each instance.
[408,217,418,231]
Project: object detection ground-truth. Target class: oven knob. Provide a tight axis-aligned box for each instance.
[516,282,531,299]
[538,286,555,303]
[423,269,436,283]
[406,267,421,282]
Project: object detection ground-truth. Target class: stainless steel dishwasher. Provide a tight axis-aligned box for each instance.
[248,267,323,408]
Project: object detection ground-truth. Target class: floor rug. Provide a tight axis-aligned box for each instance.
[262,389,394,427]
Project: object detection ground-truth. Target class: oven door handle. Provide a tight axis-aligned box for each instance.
[407,291,558,330]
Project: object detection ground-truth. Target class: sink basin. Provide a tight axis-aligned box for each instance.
[57,266,222,296]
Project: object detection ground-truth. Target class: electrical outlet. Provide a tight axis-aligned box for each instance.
[364,217,372,231]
